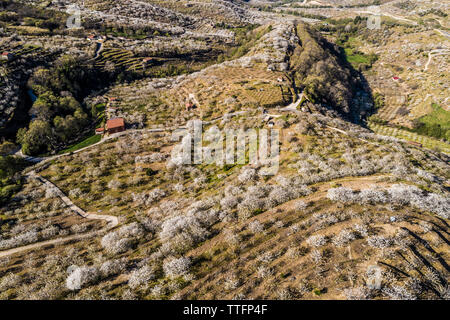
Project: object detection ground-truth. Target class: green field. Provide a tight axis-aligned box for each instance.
[414,104,450,141]
[344,48,371,66]
[338,33,378,70]
[59,134,101,154]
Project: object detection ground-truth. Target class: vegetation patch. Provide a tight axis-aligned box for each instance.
[412,104,450,141]
[0,155,28,205]
[59,134,102,155]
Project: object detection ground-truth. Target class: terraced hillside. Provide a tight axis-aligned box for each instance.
[369,122,450,155]
[102,22,367,126]
[95,48,144,72]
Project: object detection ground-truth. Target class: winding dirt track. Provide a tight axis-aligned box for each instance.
[424,49,450,72]
[0,173,118,259]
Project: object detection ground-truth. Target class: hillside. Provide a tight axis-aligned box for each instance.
[101,21,368,129]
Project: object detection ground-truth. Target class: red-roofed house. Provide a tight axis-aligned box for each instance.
[95,127,105,135]
[185,102,195,111]
[392,76,400,81]
[1,52,13,61]
[143,57,153,65]
[106,118,125,134]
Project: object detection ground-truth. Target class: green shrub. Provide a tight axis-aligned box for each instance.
[146,168,158,176]
[0,156,27,205]
[312,288,323,296]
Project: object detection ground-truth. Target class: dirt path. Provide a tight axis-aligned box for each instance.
[354,8,450,40]
[6,110,260,256]
[28,173,118,226]
[10,90,445,259]
[424,49,450,71]
[0,230,104,259]
[355,10,418,26]
[434,29,450,38]
[0,173,118,259]
[281,92,304,111]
